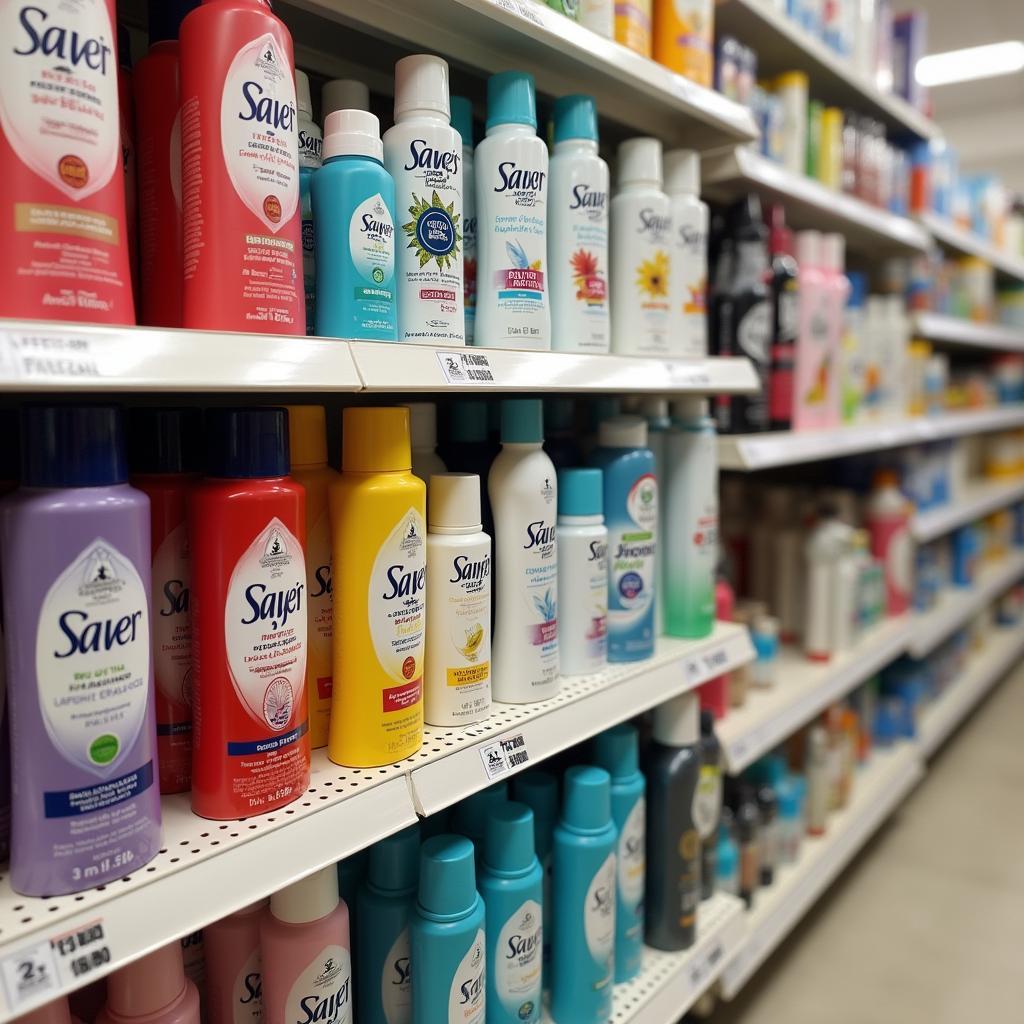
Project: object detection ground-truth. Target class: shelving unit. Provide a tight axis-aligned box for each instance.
[912,478,1024,543]
[918,213,1024,286]
[912,313,1024,354]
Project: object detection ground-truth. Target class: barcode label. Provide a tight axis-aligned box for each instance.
[479,732,530,780]
[436,350,496,385]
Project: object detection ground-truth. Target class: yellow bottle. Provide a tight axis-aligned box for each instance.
[286,405,339,748]
[616,0,653,58]
[328,407,426,767]
[652,0,714,86]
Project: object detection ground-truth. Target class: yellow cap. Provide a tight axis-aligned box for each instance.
[775,71,809,91]
[822,107,843,128]
[286,405,328,468]
[342,407,411,473]
[909,339,932,357]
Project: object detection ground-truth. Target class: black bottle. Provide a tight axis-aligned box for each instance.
[767,204,799,431]
[756,784,778,887]
[734,784,762,908]
[696,709,723,901]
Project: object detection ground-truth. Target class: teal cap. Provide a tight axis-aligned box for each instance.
[451,95,474,148]
[418,834,478,919]
[501,399,543,444]
[558,467,602,517]
[553,94,598,144]
[716,828,738,876]
[544,397,575,433]
[367,823,420,894]
[484,801,537,876]
[592,723,639,780]
[513,770,558,832]
[451,400,489,444]
[487,71,537,130]
[561,765,612,834]
[453,782,509,844]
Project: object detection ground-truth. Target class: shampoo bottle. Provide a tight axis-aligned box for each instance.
[410,836,487,1024]
[593,725,646,981]
[664,149,709,358]
[296,69,323,335]
[512,771,558,978]
[548,95,610,354]
[204,901,265,1024]
[475,72,551,350]
[407,403,447,483]
[261,867,352,1024]
[451,96,477,343]
[867,469,912,615]
[98,943,200,1024]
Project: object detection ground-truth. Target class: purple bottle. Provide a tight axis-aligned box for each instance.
[0,406,162,896]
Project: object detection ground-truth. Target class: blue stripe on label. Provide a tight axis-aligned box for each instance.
[156,721,193,737]
[44,761,155,818]
[227,720,309,756]
[497,290,543,300]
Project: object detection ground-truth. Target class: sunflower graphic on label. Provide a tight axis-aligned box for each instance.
[403,190,461,270]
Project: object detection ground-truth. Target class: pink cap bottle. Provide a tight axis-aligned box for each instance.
[204,901,266,1024]
[260,867,352,1024]
[97,942,200,1024]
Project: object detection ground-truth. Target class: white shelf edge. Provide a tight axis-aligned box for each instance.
[912,479,1024,543]
[918,213,1024,285]
[912,313,1024,354]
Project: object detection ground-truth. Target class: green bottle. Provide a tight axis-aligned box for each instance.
[548,0,578,17]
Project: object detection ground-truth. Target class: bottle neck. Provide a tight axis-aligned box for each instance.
[429,524,483,536]
[554,138,598,155]
[393,110,450,127]
[558,513,603,526]
[485,121,537,138]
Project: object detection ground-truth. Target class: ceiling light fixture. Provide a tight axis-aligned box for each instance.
[916,41,1024,87]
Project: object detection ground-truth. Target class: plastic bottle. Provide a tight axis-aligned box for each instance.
[883,294,910,419]
[664,398,717,638]
[768,205,799,430]
[734,785,761,907]
[474,72,550,350]
[179,0,303,333]
[204,901,265,1024]
[479,802,544,1024]
[129,408,200,794]
[425,474,492,727]
[383,55,465,345]
[550,766,617,1024]
[0,0,136,323]
[329,407,425,767]
[715,810,739,896]
[410,835,487,1024]
[296,70,323,335]
[697,709,723,900]
[312,110,398,341]
[406,403,447,483]
[615,0,653,56]
[19,998,77,1024]
[867,470,912,616]
[792,231,836,430]
[356,825,420,1024]
[664,150,709,358]
[286,406,339,749]
[822,232,850,412]
[98,942,200,1024]
[579,0,614,36]
[804,504,853,661]
[653,0,715,86]
[0,407,161,896]
[322,79,370,117]
[449,97,477,344]
[610,138,672,356]
[593,725,645,980]
[590,417,657,661]
[644,692,701,950]
[512,771,558,978]
[261,867,352,1024]
[842,271,868,423]
[489,400,559,703]
[805,725,830,836]
[636,399,671,632]
[118,26,138,306]
[548,95,610,354]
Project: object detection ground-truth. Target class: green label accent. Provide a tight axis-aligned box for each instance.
[90,733,120,765]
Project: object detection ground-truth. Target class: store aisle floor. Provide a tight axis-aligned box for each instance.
[708,666,1024,1024]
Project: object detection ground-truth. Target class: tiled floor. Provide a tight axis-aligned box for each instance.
[707,666,1024,1024]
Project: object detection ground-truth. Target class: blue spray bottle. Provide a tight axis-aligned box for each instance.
[479,801,543,1024]
[593,723,646,981]
[550,766,617,1024]
[512,770,558,979]
[410,835,486,1024]
[356,824,419,1024]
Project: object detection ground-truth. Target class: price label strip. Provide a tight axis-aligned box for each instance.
[663,361,712,388]
[1,332,106,383]
[687,939,724,992]
[684,643,731,686]
[479,732,530,781]
[436,350,497,385]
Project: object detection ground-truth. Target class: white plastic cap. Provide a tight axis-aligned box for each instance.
[394,54,451,122]
[796,230,821,269]
[820,232,845,272]
[429,473,482,531]
[295,69,313,118]
[663,148,700,195]
[671,397,709,422]
[640,397,669,421]
[599,414,647,448]
[405,402,437,449]
[322,109,383,161]
[653,691,699,747]
[617,137,663,188]
[322,78,370,117]
[270,865,339,925]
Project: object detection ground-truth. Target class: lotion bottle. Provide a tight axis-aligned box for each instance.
[98,942,200,1024]
[664,149,709,358]
[204,901,265,1024]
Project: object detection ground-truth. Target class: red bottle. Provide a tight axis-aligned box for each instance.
[118,23,139,305]
[130,408,201,794]
[179,0,304,333]
[698,572,733,719]
[190,408,310,819]
[0,0,135,323]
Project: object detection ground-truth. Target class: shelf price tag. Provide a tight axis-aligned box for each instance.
[685,643,731,685]
[436,350,496,385]
[487,0,543,26]
[687,939,724,992]
[1,331,104,382]
[663,361,712,388]
[479,732,530,781]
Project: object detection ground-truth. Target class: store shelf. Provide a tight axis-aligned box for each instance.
[715,616,914,774]
[919,624,1024,758]
[719,743,925,999]
[918,213,1024,285]
[912,313,1024,354]
[702,149,930,254]
[713,0,937,141]
[909,550,1024,658]
[912,479,1024,543]
[718,407,1024,470]
[281,0,758,149]
[411,622,755,815]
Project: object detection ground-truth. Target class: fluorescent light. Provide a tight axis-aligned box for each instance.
[916,41,1024,87]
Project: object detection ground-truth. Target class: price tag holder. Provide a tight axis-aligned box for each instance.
[1,331,105,383]
[479,732,530,781]
[687,939,725,992]
[436,350,497,385]
[663,361,712,389]
[685,643,731,685]
[514,0,544,25]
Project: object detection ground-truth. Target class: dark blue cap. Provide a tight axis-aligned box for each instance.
[129,408,203,475]
[205,408,290,479]
[148,0,200,46]
[22,406,127,488]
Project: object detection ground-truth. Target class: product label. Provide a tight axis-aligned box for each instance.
[608,473,657,650]
[631,206,672,354]
[674,213,707,358]
[348,191,396,333]
[519,482,559,689]
[448,929,485,1024]
[479,732,529,780]
[800,291,831,411]
[463,154,477,336]
[231,947,263,1024]
[584,853,615,989]
[152,521,192,713]
[298,126,322,170]
[496,900,542,1021]
[284,945,351,1024]
[560,176,609,351]
[36,538,150,779]
[442,545,491,719]
[585,536,609,662]
[618,798,645,935]
[306,507,333,734]
[380,928,411,1024]
[693,764,722,838]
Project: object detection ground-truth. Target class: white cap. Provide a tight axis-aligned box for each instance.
[671,397,709,422]
[429,473,482,531]
[323,109,383,161]
[270,865,339,924]
[653,691,699,746]
[640,397,669,421]
[663,148,700,195]
[599,414,647,448]
[322,78,370,117]
[405,402,437,449]
[295,69,313,118]
[795,230,821,268]
[394,54,451,122]
[820,232,845,272]
[617,137,663,188]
